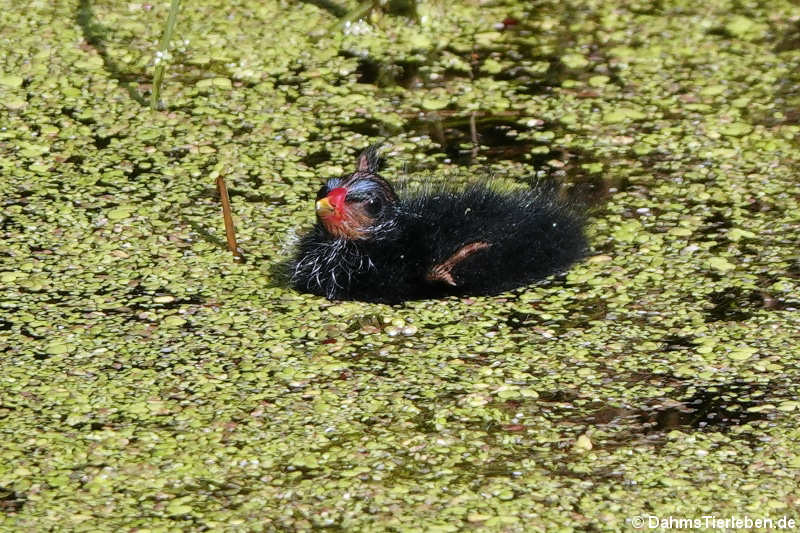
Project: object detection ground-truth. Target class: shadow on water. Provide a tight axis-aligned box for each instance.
[487,377,790,453]
[429,378,789,483]
[350,54,422,89]
[582,378,786,442]
[774,19,800,53]
[337,91,618,211]
[0,485,26,514]
[637,383,772,433]
[335,8,590,168]
[299,0,348,18]
[302,0,419,22]
[407,114,558,165]
[706,284,800,321]
[75,0,148,106]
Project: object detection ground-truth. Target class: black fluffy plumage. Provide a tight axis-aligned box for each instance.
[290,147,587,303]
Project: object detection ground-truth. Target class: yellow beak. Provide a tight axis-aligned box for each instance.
[315,197,335,217]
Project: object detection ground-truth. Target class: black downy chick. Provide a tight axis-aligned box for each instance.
[290,147,587,303]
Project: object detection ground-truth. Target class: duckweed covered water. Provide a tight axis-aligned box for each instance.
[1,0,799,530]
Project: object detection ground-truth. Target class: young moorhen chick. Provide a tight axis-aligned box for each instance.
[290,146,587,303]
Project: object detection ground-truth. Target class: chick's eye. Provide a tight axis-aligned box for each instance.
[316,185,329,200]
[365,197,382,215]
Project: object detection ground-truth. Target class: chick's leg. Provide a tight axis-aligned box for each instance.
[426,241,491,286]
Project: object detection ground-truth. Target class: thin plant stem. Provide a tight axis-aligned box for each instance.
[470,111,478,159]
[216,174,244,263]
[151,0,181,110]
